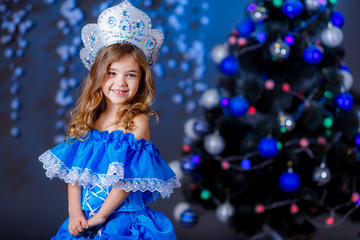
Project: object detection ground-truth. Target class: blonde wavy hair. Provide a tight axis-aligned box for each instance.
[65,43,156,143]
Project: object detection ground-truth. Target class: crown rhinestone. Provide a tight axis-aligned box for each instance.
[80,0,164,70]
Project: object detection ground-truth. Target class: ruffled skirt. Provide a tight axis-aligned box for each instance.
[51,206,177,240]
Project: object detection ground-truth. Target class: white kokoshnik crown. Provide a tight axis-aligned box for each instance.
[80,0,164,70]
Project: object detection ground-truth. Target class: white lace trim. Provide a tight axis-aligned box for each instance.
[39,150,124,187]
[114,177,181,199]
[39,150,181,198]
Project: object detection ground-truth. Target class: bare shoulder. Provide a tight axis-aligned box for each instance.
[130,114,150,141]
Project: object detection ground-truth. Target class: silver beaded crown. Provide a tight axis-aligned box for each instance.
[80,0,164,70]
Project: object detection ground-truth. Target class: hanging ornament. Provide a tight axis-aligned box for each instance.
[216,200,235,223]
[221,161,231,170]
[258,137,279,158]
[229,96,249,117]
[269,38,290,62]
[174,202,191,222]
[304,0,321,11]
[339,65,353,90]
[278,112,296,132]
[282,0,304,19]
[200,89,220,110]
[235,18,255,37]
[312,163,331,186]
[200,189,211,200]
[284,35,294,45]
[211,44,229,64]
[256,31,267,43]
[330,11,345,28]
[272,0,283,7]
[326,217,335,226]
[204,131,226,155]
[168,160,184,181]
[191,154,201,166]
[335,92,353,111]
[303,45,323,64]
[290,203,299,214]
[279,169,301,192]
[255,204,265,213]
[241,159,251,170]
[321,24,343,48]
[250,5,268,24]
[355,133,360,147]
[219,55,240,76]
[265,79,275,90]
[181,157,197,172]
[184,118,200,140]
[351,192,360,203]
[174,202,198,228]
[180,209,198,228]
[193,118,210,136]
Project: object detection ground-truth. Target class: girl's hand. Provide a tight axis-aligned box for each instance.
[68,211,89,236]
[87,213,106,228]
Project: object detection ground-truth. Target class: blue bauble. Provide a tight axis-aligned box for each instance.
[279,171,301,192]
[336,92,353,111]
[180,209,198,228]
[282,0,304,18]
[241,159,251,170]
[303,46,323,64]
[235,18,255,37]
[355,133,360,147]
[258,137,278,158]
[331,11,345,28]
[181,158,197,172]
[229,96,249,116]
[219,56,240,76]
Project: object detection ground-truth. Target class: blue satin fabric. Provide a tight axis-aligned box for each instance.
[52,207,177,240]
[39,129,180,239]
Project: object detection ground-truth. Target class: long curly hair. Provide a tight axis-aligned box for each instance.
[65,43,156,143]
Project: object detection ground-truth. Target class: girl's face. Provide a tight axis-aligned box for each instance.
[101,55,141,108]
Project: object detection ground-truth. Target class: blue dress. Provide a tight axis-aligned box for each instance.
[39,129,181,239]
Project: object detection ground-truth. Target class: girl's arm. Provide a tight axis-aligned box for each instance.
[87,114,150,227]
[87,188,131,227]
[68,183,89,235]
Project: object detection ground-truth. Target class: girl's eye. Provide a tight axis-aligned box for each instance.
[107,71,116,76]
[127,74,137,78]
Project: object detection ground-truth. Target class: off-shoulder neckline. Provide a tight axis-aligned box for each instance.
[90,129,152,144]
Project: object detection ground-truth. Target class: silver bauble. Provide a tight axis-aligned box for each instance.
[269,38,290,61]
[278,112,296,132]
[211,44,229,64]
[216,201,235,223]
[168,160,184,181]
[312,165,331,186]
[184,118,199,140]
[200,89,220,110]
[305,0,321,10]
[173,202,191,222]
[204,132,225,155]
[321,25,343,48]
[251,5,268,23]
[339,68,353,90]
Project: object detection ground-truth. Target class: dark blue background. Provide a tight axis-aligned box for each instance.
[1,0,359,239]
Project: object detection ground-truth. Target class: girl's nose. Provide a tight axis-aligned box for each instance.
[115,76,126,86]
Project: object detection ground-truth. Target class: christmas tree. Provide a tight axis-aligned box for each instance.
[172,0,360,237]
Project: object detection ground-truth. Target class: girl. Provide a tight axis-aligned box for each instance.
[39,1,180,239]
